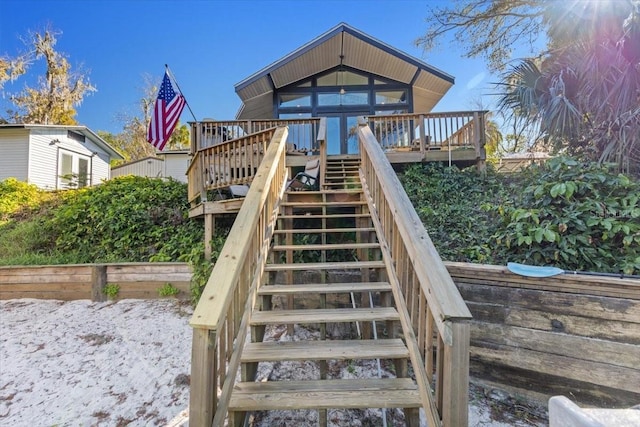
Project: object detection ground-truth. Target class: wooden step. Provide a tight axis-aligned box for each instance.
[274,227,375,234]
[250,307,399,325]
[278,213,371,220]
[265,260,385,271]
[272,242,379,251]
[258,282,391,295]
[228,378,421,411]
[241,339,408,363]
[281,201,366,208]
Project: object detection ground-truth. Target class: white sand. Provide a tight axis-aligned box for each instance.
[0,299,545,426]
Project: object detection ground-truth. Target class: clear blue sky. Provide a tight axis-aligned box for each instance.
[1,0,539,134]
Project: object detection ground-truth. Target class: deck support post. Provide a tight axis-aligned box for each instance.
[204,214,215,261]
[190,328,217,427]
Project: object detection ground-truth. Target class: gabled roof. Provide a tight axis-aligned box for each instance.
[0,123,124,159]
[234,22,454,119]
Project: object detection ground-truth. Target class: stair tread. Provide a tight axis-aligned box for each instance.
[265,260,385,271]
[250,307,399,325]
[258,282,391,295]
[241,339,408,362]
[228,378,421,411]
[272,242,379,251]
[274,227,375,234]
[278,213,371,219]
[281,201,366,207]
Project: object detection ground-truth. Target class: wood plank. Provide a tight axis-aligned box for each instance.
[250,307,399,325]
[470,322,640,369]
[471,342,640,394]
[241,339,408,362]
[0,290,91,300]
[274,227,375,234]
[278,213,371,220]
[258,282,391,295]
[280,201,366,207]
[272,243,379,251]
[458,281,640,323]
[454,275,640,300]
[0,282,89,291]
[466,300,640,344]
[106,273,192,282]
[0,273,91,284]
[265,260,385,272]
[228,379,421,411]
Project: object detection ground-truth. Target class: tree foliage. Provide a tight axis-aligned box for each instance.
[421,0,640,174]
[1,28,96,124]
[417,0,545,72]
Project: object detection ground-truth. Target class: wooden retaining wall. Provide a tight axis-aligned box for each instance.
[0,263,192,301]
[446,261,640,408]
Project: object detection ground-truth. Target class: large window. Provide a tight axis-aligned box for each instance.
[58,150,90,189]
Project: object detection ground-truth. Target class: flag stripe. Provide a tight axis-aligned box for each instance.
[147,71,186,151]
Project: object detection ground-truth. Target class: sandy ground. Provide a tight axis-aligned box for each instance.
[0,299,546,426]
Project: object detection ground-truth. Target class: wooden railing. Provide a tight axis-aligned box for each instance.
[358,123,473,427]
[189,127,288,426]
[187,128,276,205]
[364,111,487,159]
[191,118,322,154]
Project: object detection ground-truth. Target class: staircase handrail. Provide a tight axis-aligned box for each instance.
[358,122,472,427]
[189,126,289,426]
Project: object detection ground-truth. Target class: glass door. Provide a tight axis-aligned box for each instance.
[322,113,367,155]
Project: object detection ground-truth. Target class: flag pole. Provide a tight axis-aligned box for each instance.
[165,64,198,122]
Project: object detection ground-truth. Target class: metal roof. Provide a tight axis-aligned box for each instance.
[234,23,454,119]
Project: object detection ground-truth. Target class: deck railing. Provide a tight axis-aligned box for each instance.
[365,110,487,160]
[191,118,322,154]
[187,128,276,205]
[358,123,473,427]
[189,127,289,426]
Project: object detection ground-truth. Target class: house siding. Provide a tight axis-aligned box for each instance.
[28,129,114,189]
[28,131,63,189]
[161,153,190,183]
[111,158,164,179]
[0,129,29,182]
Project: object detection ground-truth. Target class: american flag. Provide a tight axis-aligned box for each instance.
[147,71,186,151]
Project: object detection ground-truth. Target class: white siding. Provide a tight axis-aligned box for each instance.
[28,129,114,189]
[0,129,29,182]
[111,158,164,179]
[161,153,190,183]
[28,130,66,189]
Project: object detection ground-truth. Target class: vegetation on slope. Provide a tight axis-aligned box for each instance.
[401,157,639,275]
[1,157,638,281]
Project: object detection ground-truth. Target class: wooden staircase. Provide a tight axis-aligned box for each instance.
[226,157,422,426]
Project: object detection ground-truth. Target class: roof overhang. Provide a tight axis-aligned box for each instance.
[234,22,454,120]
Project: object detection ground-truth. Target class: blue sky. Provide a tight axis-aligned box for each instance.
[1,0,540,134]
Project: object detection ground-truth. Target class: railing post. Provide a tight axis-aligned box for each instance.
[419,114,426,154]
[442,320,470,427]
[318,117,327,189]
[475,112,487,174]
[190,328,217,427]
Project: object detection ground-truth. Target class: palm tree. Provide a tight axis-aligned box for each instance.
[497,1,640,175]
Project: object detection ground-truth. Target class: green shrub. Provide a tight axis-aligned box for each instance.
[0,178,48,221]
[158,283,180,297]
[103,283,120,299]
[494,157,639,274]
[48,176,203,263]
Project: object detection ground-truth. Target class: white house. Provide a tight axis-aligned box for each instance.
[110,150,191,183]
[0,124,124,190]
